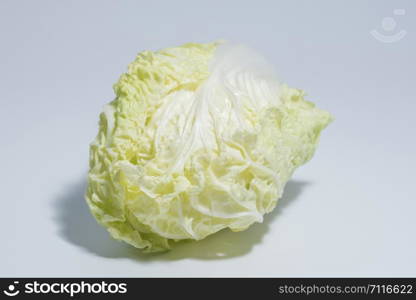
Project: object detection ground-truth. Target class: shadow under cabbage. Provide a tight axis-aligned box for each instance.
[54,177,309,261]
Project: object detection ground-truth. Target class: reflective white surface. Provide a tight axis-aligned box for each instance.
[1,0,415,277]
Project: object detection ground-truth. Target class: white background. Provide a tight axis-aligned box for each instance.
[1,0,415,277]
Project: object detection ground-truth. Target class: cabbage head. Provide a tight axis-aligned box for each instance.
[86,42,332,252]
